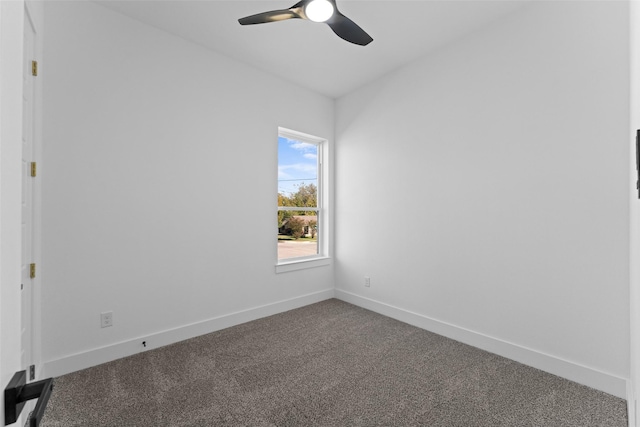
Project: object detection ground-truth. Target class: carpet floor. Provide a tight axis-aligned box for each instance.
[40,299,627,426]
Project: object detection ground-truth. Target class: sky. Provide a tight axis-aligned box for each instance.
[278,136,318,197]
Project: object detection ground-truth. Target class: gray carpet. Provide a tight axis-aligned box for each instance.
[41,299,627,426]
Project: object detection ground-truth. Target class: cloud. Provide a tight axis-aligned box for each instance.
[278,137,318,194]
[278,166,291,180]
[283,137,316,153]
[279,163,317,177]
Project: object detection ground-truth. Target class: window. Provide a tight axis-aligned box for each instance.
[277,127,328,270]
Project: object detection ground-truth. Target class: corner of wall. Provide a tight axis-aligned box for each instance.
[43,289,334,378]
[336,289,628,399]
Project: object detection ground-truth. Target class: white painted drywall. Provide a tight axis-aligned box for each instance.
[41,1,334,372]
[336,1,630,392]
[0,1,25,425]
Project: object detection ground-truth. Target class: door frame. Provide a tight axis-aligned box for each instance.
[630,2,640,427]
[23,0,43,382]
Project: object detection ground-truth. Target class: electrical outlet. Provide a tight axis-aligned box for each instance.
[365,276,370,287]
[101,311,113,328]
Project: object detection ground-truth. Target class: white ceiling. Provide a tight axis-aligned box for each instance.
[96,0,530,98]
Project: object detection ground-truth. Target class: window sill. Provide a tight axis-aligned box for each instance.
[275,257,331,274]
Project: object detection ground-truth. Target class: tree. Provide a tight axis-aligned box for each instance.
[278,193,293,227]
[278,192,291,207]
[286,217,305,239]
[290,183,317,208]
[278,183,317,228]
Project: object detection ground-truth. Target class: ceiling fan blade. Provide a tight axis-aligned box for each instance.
[238,9,300,25]
[327,12,373,46]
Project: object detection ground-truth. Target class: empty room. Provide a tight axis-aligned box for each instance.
[1,0,640,426]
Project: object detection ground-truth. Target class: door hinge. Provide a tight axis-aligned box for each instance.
[29,365,35,381]
[30,263,36,279]
[30,162,37,177]
[31,60,38,77]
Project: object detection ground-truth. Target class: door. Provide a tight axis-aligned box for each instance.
[21,5,36,382]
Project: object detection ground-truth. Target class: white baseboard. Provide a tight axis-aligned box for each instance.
[335,289,628,400]
[44,289,335,378]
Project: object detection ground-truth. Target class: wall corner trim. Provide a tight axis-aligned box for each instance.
[335,289,628,400]
[43,289,335,378]
[628,379,636,427]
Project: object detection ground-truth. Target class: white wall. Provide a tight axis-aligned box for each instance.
[42,1,334,376]
[335,1,630,398]
[0,1,25,425]
[39,0,634,403]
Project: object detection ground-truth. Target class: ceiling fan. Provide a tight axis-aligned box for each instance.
[238,0,373,46]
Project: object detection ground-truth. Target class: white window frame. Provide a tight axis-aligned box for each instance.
[276,127,330,273]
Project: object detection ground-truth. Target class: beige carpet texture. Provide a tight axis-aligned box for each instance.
[40,299,627,426]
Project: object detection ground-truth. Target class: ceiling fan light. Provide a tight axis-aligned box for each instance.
[305,0,334,23]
